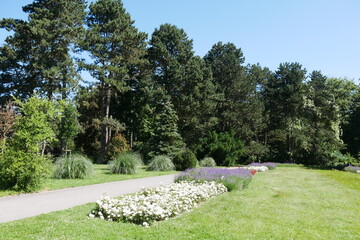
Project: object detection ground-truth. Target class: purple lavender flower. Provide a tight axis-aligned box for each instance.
[175,167,252,191]
[248,162,264,166]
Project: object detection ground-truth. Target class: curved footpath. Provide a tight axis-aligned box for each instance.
[0,174,176,223]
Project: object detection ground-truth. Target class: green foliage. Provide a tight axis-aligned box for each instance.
[302,71,343,165]
[197,131,244,166]
[53,154,93,179]
[75,86,102,160]
[57,101,82,154]
[147,155,175,171]
[199,157,217,167]
[12,95,58,155]
[82,0,147,164]
[265,62,307,162]
[0,0,86,100]
[142,96,185,161]
[0,96,59,191]
[106,134,131,162]
[329,151,356,166]
[0,149,51,192]
[109,152,143,174]
[148,24,218,147]
[173,150,198,171]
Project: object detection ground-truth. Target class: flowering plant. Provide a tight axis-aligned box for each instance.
[89,181,227,226]
[175,167,252,191]
[243,165,269,172]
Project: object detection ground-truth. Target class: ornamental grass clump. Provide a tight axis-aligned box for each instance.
[147,155,175,171]
[89,181,227,226]
[175,167,252,191]
[53,154,93,179]
[199,157,217,167]
[109,152,143,174]
[344,165,360,173]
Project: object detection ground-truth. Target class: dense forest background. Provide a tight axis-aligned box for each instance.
[0,0,359,168]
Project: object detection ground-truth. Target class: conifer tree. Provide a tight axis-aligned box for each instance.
[0,0,86,100]
[142,89,185,161]
[148,24,218,147]
[83,0,147,163]
[265,62,307,162]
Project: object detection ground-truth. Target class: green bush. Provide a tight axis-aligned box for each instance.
[147,155,175,171]
[0,150,51,192]
[196,130,243,166]
[109,152,143,174]
[106,134,131,162]
[173,150,198,171]
[53,154,94,179]
[199,157,217,167]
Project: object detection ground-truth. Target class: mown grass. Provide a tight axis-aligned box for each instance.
[0,164,176,197]
[315,168,360,191]
[0,167,359,239]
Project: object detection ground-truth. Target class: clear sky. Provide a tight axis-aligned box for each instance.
[1,0,359,83]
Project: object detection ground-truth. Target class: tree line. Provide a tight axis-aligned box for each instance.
[0,0,359,167]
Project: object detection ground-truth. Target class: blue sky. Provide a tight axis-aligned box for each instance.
[1,0,359,83]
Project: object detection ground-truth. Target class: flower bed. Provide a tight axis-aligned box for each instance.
[175,167,253,191]
[89,181,227,226]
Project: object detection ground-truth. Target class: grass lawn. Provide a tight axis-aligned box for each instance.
[0,167,359,239]
[0,165,177,197]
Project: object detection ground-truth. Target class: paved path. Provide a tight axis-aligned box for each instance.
[0,174,176,223]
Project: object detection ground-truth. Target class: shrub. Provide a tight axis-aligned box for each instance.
[173,150,198,171]
[109,152,143,174]
[175,167,253,191]
[53,154,94,179]
[199,157,217,167]
[0,150,51,192]
[196,130,243,166]
[147,155,175,171]
[330,151,356,166]
[344,166,360,173]
[106,134,131,162]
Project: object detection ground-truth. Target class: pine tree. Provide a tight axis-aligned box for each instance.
[204,42,247,133]
[305,71,343,165]
[148,24,218,147]
[0,0,86,100]
[142,89,185,161]
[83,0,147,163]
[265,62,307,162]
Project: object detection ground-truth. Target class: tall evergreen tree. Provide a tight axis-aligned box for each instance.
[304,71,343,165]
[148,24,218,147]
[141,89,185,161]
[82,0,147,163]
[242,64,272,161]
[0,0,86,100]
[203,42,247,133]
[265,62,307,162]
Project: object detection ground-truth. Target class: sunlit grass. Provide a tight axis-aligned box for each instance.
[1,167,359,239]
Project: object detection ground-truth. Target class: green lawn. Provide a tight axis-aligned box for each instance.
[0,164,177,197]
[0,167,359,239]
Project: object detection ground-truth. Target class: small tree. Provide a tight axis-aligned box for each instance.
[0,95,58,192]
[142,93,185,161]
